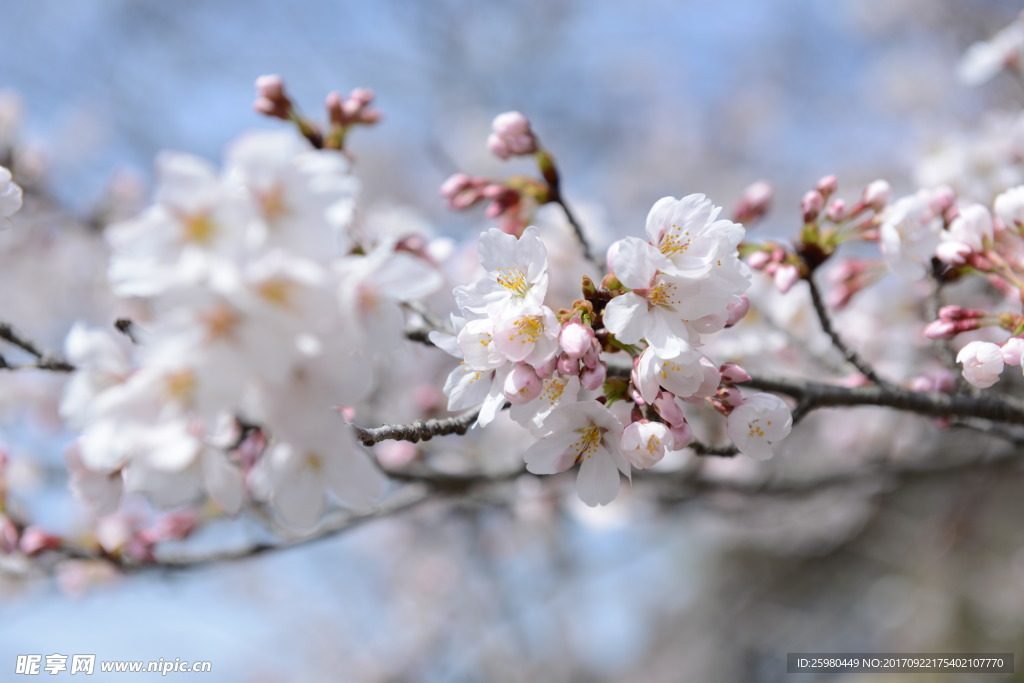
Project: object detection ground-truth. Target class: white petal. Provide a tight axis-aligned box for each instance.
[576,451,622,506]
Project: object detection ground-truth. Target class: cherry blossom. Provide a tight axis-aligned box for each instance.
[454,226,549,316]
[725,393,793,460]
[524,400,629,507]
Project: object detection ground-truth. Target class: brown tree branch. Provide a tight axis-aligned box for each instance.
[804,275,890,387]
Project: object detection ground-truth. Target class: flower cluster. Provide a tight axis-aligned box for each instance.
[433,191,792,506]
[62,129,442,529]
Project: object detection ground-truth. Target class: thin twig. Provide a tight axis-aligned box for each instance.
[145,490,432,571]
[553,196,600,270]
[0,321,74,372]
[804,275,890,387]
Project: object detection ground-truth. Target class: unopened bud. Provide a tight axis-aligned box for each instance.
[725,296,750,328]
[862,179,892,211]
[816,174,838,199]
[801,190,825,223]
[557,353,580,376]
[559,321,594,360]
[580,362,606,391]
[253,74,292,119]
[938,305,986,322]
[19,526,62,556]
[732,180,773,224]
[774,264,801,293]
[747,251,771,270]
[826,198,847,222]
[488,111,538,159]
[504,364,543,405]
[719,362,751,383]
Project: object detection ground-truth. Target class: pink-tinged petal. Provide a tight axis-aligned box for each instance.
[575,451,622,506]
[602,293,648,345]
[524,432,577,474]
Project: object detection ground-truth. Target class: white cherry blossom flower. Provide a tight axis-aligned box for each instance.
[726,393,792,460]
[524,400,629,506]
[957,18,1024,86]
[620,420,673,469]
[106,151,252,297]
[509,373,581,430]
[644,194,747,281]
[492,305,560,365]
[634,345,719,404]
[454,226,548,316]
[225,130,358,259]
[878,187,950,278]
[604,237,728,351]
[250,423,383,530]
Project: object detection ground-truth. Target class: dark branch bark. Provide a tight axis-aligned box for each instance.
[352,409,480,446]
[0,321,74,372]
[746,373,1024,424]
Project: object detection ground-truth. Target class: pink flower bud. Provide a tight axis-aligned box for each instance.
[489,111,538,158]
[19,526,62,556]
[938,305,986,321]
[504,364,543,405]
[653,392,687,427]
[534,355,558,379]
[924,320,957,340]
[253,74,291,119]
[862,179,892,211]
[719,362,752,383]
[716,386,743,409]
[801,190,825,222]
[747,251,771,270]
[255,74,286,100]
[670,419,694,450]
[559,321,594,360]
[725,296,750,327]
[774,264,801,293]
[582,339,602,369]
[816,174,838,198]
[557,353,580,376]
[579,362,606,391]
[732,180,773,224]
[826,198,847,222]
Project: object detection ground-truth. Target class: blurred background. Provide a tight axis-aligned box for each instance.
[1,0,1024,681]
